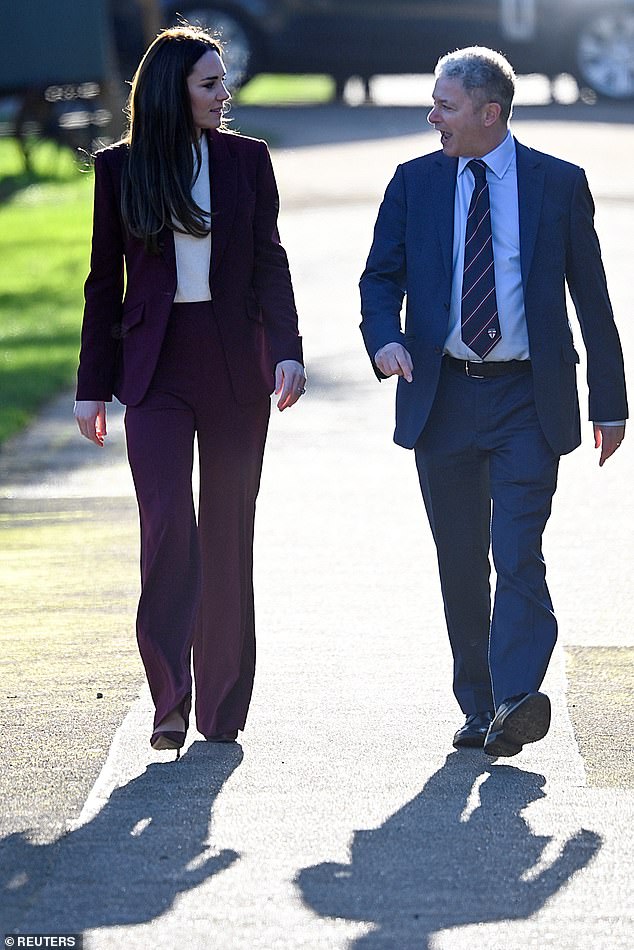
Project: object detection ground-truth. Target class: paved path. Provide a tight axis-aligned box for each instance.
[1,104,633,948]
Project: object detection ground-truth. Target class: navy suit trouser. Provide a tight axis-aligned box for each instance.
[414,361,560,715]
[125,301,270,737]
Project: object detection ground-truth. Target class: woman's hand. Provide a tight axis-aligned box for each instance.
[74,400,107,447]
[275,360,306,411]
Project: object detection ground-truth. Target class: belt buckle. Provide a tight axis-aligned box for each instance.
[465,361,485,379]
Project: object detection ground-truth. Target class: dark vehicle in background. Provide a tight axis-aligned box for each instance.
[2,0,633,172]
[159,0,634,100]
[1,0,120,169]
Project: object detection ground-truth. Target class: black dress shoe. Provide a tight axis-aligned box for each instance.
[483,692,551,757]
[453,711,494,749]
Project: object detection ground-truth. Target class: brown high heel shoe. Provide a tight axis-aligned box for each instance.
[150,701,189,754]
[150,730,186,752]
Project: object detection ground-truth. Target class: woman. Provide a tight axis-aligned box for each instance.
[74,25,305,753]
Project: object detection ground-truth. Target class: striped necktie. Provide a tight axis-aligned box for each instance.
[461,159,501,358]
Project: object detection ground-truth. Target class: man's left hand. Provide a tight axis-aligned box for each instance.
[275,360,306,411]
[594,423,626,467]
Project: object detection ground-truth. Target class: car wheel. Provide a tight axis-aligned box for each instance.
[575,6,634,100]
[177,8,255,89]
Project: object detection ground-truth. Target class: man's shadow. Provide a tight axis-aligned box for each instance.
[1,741,242,934]
[297,751,601,949]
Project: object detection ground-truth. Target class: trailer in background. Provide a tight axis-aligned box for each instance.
[0,0,129,171]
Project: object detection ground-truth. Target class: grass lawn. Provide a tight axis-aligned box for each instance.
[0,73,332,448]
[0,139,93,446]
[237,73,335,105]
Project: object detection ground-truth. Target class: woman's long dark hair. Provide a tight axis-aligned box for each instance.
[121,26,222,254]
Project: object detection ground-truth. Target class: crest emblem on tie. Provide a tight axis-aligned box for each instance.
[487,329,497,338]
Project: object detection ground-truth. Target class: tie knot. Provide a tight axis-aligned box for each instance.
[468,159,488,186]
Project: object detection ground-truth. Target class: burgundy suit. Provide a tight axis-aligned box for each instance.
[77,130,302,737]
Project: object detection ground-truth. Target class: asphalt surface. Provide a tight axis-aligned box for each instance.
[1,101,633,948]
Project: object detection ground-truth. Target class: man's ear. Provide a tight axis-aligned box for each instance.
[483,101,502,127]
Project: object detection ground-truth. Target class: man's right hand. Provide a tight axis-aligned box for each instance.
[374,343,414,382]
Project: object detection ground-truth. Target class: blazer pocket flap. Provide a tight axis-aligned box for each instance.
[121,301,145,330]
[562,342,580,364]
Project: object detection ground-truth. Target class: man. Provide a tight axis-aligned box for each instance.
[359,47,627,757]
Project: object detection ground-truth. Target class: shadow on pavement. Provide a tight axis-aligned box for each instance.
[297,751,601,948]
[1,741,242,936]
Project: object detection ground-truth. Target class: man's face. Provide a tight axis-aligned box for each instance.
[427,76,492,158]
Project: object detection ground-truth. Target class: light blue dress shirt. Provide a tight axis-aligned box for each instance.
[444,131,530,362]
[442,131,622,426]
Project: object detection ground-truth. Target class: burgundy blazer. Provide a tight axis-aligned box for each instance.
[76,129,302,406]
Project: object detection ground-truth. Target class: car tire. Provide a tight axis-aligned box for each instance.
[574,5,634,100]
[175,7,256,89]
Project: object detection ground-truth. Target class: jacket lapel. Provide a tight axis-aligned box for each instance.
[433,154,458,279]
[159,226,176,272]
[207,129,238,277]
[515,139,545,290]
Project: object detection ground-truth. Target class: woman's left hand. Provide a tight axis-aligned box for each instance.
[275,360,306,411]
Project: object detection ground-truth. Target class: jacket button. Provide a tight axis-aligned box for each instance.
[434,346,442,354]
[444,302,450,311]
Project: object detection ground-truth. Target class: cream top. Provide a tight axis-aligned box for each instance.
[173,136,212,302]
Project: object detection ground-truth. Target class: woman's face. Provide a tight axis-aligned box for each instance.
[187,50,230,134]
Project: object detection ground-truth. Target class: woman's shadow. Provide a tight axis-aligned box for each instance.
[297,751,601,949]
[1,741,242,934]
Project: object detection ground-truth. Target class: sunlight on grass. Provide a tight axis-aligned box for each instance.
[0,139,93,444]
[237,73,335,105]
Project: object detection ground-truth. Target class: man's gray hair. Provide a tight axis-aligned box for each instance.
[435,46,516,121]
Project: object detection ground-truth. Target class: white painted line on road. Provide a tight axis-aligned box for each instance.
[69,684,193,830]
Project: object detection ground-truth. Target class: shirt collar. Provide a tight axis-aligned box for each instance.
[458,130,515,180]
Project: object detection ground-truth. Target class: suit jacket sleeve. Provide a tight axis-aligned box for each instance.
[566,169,628,422]
[76,150,125,401]
[252,142,303,366]
[359,165,410,379]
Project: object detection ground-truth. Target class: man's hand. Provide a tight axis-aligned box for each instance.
[594,423,625,467]
[374,343,414,382]
[275,360,306,411]
[74,400,107,447]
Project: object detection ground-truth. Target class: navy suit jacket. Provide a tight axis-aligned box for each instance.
[359,140,627,456]
[77,129,302,407]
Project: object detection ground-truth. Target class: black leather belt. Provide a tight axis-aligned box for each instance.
[443,356,531,378]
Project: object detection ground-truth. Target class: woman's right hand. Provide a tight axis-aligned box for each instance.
[74,400,107,447]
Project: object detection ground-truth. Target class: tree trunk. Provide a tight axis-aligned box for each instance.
[136,0,163,45]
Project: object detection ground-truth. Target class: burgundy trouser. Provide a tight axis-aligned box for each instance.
[124,301,270,737]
